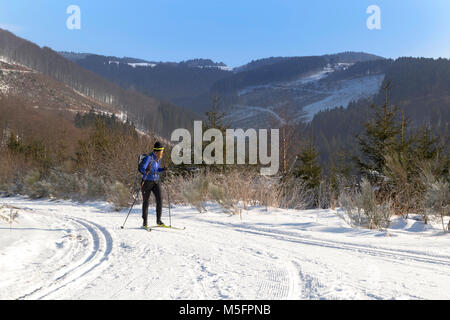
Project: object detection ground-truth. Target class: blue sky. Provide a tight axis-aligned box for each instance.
[0,0,449,67]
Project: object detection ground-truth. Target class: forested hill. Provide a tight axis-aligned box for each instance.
[234,51,384,73]
[0,29,197,137]
[65,53,232,112]
[212,56,328,93]
[218,52,385,92]
[311,57,450,165]
[62,51,384,114]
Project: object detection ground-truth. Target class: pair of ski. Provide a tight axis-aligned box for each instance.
[142,225,185,232]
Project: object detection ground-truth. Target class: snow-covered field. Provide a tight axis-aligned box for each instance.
[1,197,449,300]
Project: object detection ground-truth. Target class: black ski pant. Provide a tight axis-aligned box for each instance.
[141,180,162,226]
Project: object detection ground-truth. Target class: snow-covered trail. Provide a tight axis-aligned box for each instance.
[1,197,449,300]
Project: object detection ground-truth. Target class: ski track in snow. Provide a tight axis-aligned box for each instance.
[234,223,450,267]
[1,197,449,300]
[15,214,113,300]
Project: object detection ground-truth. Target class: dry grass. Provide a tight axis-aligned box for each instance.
[163,168,315,214]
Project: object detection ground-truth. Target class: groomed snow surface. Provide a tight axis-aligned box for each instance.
[1,197,449,300]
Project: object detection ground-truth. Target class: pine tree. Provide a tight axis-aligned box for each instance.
[413,125,441,161]
[201,93,228,171]
[357,82,401,180]
[294,141,322,191]
[203,92,227,134]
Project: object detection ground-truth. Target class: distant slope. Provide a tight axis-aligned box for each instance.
[60,51,156,65]
[217,54,388,128]
[63,51,385,117]
[233,52,384,74]
[212,56,329,94]
[0,59,113,116]
[321,51,385,64]
[63,53,233,114]
[0,29,197,137]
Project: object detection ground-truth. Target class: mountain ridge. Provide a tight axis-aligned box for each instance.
[0,29,197,137]
[63,50,385,115]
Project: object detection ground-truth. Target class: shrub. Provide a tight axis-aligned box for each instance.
[338,191,364,227]
[47,171,82,199]
[23,169,51,199]
[182,174,209,213]
[208,182,240,215]
[277,176,315,209]
[421,167,449,233]
[339,177,394,229]
[108,181,132,211]
[79,172,108,200]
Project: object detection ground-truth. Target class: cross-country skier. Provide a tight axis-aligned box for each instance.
[140,142,168,229]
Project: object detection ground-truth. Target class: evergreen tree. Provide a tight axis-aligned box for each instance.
[357,82,401,180]
[294,141,322,191]
[412,125,441,161]
[203,93,227,134]
[202,93,228,170]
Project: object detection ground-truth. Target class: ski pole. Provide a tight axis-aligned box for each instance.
[163,169,172,227]
[121,192,138,229]
[121,172,149,229]
[168,182,172,227]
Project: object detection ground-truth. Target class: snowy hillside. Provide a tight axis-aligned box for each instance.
[1,197,449,300]
[224,64,385,128]
[301,74,384,121]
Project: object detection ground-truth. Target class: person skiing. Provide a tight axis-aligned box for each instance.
[140,142,168,229]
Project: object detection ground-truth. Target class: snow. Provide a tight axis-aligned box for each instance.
[107,61,158,68]
[0,81,9,94]
[237,64,351,97]
[228,63,384,128]
[0,56,10,64]
[224,105,286,126]
[237,84,279,97]
[283,66,335,86]
[128,62,157,68]
[106,61,229,70]
[217,66,234,71]
[196,65,233,71]
[204,65,233,71]
[230,74,385,126]
[301,74,385,121]
[1,197,449,300]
